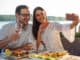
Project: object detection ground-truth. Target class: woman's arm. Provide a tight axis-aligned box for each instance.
[66,13,79,29]
[36,30,42,51]
[36,23,48,51]
[70,20,78,29]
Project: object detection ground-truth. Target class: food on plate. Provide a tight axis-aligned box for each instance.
[22,43,33,50]
[5,49,12,56]
[30,53,57,60]
[45,57,57,60]
[56,51,68,57]
[12,49,24,57]
[41,51,69,57]
[12,49,29,58]
[43,51,68,57]
[11,43,33,58]
[30,50,69,60]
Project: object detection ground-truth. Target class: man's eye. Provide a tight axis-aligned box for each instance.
[20,14,30,16]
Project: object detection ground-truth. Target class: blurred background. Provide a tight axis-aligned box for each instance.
[0,0,80,32]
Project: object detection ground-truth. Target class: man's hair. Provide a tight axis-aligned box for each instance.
[15,5,28,14]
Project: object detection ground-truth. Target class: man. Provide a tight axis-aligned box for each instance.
[0,5,33,49]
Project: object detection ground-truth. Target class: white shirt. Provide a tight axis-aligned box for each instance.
[37,22,75,52]
[0,22,34,48]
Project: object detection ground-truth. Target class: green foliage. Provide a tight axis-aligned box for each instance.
[0,15,16,21]
[75,32,80,38]
[0,15,65,21]
[47,16,65,21]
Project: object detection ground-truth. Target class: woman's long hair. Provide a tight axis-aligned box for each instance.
[32,7,44,40]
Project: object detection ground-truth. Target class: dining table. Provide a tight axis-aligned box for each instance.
[0,54,80,60]
[20,55,80,60]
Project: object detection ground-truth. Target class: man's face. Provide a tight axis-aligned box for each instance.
[16,8,30,27]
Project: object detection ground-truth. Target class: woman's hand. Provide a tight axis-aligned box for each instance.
[39,23,48,33]
[66,13,79,29]
[66,13,79,21]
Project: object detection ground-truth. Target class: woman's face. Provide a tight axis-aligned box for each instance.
[35,10,47,23]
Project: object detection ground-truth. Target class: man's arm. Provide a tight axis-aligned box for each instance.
[0,31,20,48]
[0,37,11,48]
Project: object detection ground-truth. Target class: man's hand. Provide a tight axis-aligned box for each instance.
[22,43,33,50]
[8,31,20,41]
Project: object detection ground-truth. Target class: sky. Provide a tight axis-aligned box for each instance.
[0,0,80,17]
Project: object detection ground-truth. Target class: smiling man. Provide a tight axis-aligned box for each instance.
[0,5,33,49]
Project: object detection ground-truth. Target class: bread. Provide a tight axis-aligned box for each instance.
[23,43,33,50]
[12,49,25,57]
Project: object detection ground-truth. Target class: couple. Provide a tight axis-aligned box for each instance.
[0,5,79,52]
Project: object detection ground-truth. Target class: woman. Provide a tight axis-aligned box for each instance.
[32,7,79,52]
[32,7,48,51]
